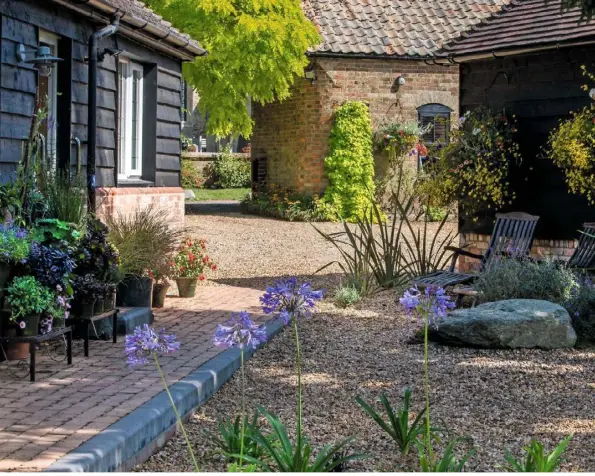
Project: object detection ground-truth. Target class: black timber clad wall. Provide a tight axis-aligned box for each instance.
[460,46,595,240]
[0,0,182,187]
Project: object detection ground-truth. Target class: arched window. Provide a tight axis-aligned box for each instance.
[417,103,452,145]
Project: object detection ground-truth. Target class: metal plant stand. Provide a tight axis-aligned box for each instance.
[0,327,73,382]
[66,309,119,357]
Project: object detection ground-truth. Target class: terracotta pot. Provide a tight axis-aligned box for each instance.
[93,299,104,315]
[1,327,28,361]
[117,277,153,308]
[152,282,170,308]
[176,277,198,298]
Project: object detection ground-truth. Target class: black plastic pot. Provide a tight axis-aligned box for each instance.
[117,277,154,308]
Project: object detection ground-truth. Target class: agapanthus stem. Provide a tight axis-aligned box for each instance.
[423,315,432,460]
[153,352,200,472]
[293,318,303,457]
[239,348,246,467]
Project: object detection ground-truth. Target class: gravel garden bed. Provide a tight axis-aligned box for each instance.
[139,214,595,471]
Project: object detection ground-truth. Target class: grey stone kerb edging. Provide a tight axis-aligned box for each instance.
[45,318,284,472]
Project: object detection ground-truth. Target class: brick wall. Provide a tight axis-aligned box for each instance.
[458,232,577,272]
[251,57,460,194]
[95,187,185,230]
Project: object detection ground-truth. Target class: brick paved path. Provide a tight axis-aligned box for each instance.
[0,284,264,471]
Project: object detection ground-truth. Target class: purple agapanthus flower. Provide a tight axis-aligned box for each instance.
[399,285,455,328]
[125,324,180,366]
[260,277,324,324]
[213,311,267,350]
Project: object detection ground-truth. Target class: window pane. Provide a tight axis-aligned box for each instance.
[118,62,127,175]
[131,69,141,171]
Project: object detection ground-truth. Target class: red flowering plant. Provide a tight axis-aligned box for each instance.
[172,238,217,280]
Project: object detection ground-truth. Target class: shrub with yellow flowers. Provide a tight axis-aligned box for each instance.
[416,107,521,218]
[546,66,595,204]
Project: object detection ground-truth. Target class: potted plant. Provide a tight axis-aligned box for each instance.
[106,207,181,308]
[5,276,53,337]
[73,217,120,313]
[71,273,104,318]
[173,238,217,298]
[41,293,71,333]
[0,225,30,292]
[151,259,173,308]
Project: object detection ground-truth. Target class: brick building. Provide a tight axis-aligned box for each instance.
[251,0,511,195]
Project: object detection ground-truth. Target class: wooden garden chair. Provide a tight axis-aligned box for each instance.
[566,223,595,271]
[411,212,540,290]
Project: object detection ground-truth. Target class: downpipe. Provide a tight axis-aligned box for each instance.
[87,14,122,212]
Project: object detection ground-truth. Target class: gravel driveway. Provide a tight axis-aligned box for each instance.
[138,212,595,472]
[183,211,456,291]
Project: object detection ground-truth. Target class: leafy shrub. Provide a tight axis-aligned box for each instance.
[181,159,203,189]
[6,276,53,319]
[356,388,428,455]
[334,284,360,307]
[106,206,182,278]
[31,218,81,246]
[547,104,595,203]
[322,101,376,222]
[566,276,595,342]
[475,257,579,305]
[416,107,522,218]
[242,185,329,222]
[502,435,572,472]
[209,146,251,188]
[0,225,30,263]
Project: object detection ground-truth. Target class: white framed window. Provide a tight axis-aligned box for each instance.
[39,30,59,166]
[118,59,144,179]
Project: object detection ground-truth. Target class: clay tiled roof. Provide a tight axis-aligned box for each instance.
[59,0,205,58]
[442,0,595,56]
[303,0,512,58]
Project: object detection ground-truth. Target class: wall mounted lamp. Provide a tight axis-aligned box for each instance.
[16,44,63,77]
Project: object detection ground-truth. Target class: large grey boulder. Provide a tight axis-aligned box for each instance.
[430,299,577,349]
[184,189,196,201]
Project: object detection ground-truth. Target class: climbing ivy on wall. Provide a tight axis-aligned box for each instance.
[322,101,376,222]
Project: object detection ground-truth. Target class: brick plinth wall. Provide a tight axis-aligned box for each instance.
[252,57,460,195]
[95,187,185,229]
[458,233,578,272]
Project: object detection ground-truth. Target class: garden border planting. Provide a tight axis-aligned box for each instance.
[45,318,284,472]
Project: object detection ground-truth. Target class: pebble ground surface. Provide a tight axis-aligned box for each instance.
[138,211,595,472]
